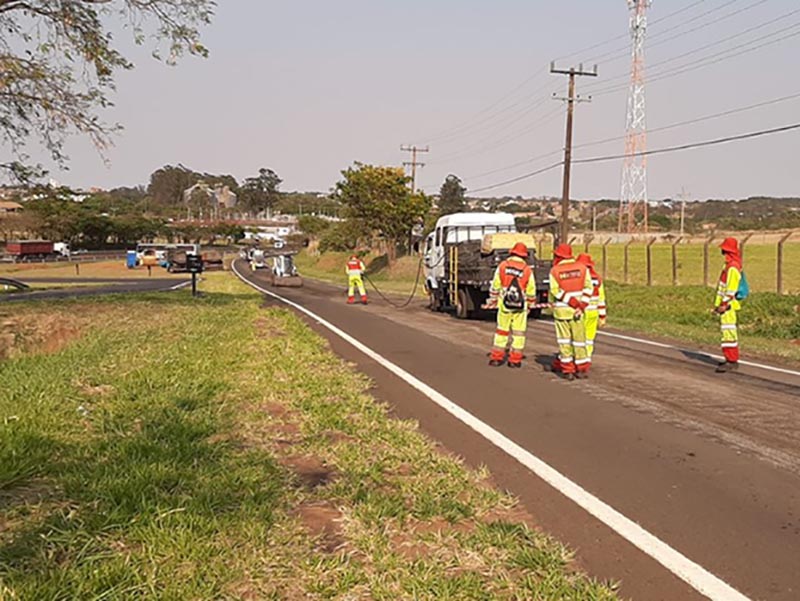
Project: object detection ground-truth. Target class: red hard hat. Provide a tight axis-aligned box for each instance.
[553,243,573,260]
[719,238,739,254]
[576,253,595,267]
[509,242,528,258]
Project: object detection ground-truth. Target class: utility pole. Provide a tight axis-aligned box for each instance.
[550,62,597,245]
[400,145,429,194]
[678,186,689,236]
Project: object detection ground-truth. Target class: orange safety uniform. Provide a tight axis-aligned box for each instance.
[550,246,592,376]
[346,257,368,304]
[488,255,537,367]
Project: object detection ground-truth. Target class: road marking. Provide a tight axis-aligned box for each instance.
[168,280,193,291]
[597,330,800,378]
[233,261,752,601]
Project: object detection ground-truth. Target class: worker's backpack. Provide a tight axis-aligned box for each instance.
[503,276,525,312]
[735,271,750,301]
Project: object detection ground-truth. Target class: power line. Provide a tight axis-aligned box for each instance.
[466,162,564,194]
[465,122,800,195]
[460,89,800,183]
[589,19,800,96]
[574,122,800,164]
[585,6,798,94]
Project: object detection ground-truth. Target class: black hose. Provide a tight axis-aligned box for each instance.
[363,255,425,309]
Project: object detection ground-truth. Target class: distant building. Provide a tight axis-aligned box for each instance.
[0,201,23,214]
[182,181,238,209]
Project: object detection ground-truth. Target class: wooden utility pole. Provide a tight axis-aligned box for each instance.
[401,145,429,194]
[551,62,597,245]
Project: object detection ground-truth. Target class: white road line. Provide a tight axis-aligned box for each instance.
[232,261,752,601]
[597,330,800,378]
[168,280,193,291]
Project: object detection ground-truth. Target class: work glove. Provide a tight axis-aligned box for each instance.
[573,308,584,320]
[599,316,607,328]
[714,303,730,315]
[484,298,498,310]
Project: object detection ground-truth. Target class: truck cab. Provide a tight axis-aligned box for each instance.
[424,212,516,288]
[424,212,550,319]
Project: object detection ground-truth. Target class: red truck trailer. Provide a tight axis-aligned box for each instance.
[6,240,55,261]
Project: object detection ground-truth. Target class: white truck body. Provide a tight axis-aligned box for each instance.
[424,212,516,290]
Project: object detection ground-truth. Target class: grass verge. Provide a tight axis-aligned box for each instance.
[0,273,618,599]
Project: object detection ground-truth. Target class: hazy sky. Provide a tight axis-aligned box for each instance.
[41,0,799,200]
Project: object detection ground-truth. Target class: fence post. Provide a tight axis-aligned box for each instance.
[777,232,793,295]
[671,237,683,286]
[584,234,594,253]
[740,233,753,260]
[646,237,656,286]
[624,239,633,284]
[703,235,715,287]
[603,238,612,282]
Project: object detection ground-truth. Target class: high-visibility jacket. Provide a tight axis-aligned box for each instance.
[488,257,536,312]
[549,258,592,320]
[345,258,365,276]
[715,262,742,312]
[587,267,607,318]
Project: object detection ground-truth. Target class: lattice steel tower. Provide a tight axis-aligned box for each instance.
[619,0,651,233]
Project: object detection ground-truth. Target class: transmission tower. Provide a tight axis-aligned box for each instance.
[619,0,651,233]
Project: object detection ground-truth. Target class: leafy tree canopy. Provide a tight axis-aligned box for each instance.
[0,0,215,183]
[239,168,282,214]
[333,163,431,256]
[438,174,467,216]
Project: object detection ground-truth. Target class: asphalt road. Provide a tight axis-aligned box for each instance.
[236,260,800,601]
[0,278,190,302]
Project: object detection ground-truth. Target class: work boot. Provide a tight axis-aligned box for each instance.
[347,297,355,304]
[488,359,504,367]
[507,361,522,369]
[361,296,368,305]
[562,372,575,382]
[575,369,590,380]
[716,361,739,373]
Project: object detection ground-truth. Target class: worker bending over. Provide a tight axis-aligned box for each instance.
[576,253,607,363]
[714,237,746,373]
[486,242,537,368]
[345,255,368,305]
[549,244,593,380]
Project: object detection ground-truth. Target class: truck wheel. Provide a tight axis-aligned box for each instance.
[455,289,471,319]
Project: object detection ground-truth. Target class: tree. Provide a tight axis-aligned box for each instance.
[148,165,202,206]
[438,174,467,215]
[239,168,282,215]
[0,1,214,183]
[333,163,431,261]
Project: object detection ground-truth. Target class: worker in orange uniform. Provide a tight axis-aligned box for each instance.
[486,242,537,368]
[345,254,368,305]
[549,244,593,380]
[576,253,607,363]
[714,237,745,373]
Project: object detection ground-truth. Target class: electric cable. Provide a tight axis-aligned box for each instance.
[362,255,426,309]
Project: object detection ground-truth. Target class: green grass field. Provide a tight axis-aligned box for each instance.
[583,242,800,294]
[0,273,618,599]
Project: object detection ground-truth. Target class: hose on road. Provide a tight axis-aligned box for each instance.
[362,255,425,310]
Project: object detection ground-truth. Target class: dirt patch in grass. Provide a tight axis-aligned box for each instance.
[295,501,345,552]
[0,315,82,358]
[281,455,338,491]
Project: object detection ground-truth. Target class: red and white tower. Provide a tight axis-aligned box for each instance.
[619,0,651,233]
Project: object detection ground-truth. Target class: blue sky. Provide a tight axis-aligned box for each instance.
[44,0,800,200]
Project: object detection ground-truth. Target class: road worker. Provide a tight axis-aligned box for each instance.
[714,237,745,373]
[549,244,593,380]
[486,242,537,368]
[576,253,607,363]
[345,254,368,305]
